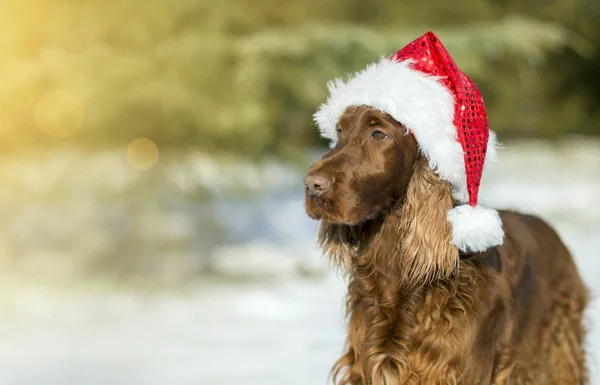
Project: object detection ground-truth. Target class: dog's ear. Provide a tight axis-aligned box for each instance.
[397,157,459,287]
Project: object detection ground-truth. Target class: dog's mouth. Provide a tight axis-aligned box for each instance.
[304,193,332,220]
[305,191,384,226]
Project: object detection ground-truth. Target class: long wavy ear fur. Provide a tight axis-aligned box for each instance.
[397,157,459,287]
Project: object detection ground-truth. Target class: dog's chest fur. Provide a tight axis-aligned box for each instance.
[336,263,505,385]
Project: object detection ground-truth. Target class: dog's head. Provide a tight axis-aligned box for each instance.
[304,105,459,284]
[304,106,418,225]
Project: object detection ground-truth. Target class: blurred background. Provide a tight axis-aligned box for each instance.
[0,0,599,384]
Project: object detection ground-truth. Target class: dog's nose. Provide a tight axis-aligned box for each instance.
[304,174,331,196]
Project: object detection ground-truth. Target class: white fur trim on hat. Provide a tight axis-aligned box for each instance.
[447,204,504,253]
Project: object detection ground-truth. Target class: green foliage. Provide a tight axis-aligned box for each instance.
[0,0,597,157]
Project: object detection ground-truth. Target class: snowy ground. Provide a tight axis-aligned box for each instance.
[0,139,598,385]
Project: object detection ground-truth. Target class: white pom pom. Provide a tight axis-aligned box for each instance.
[447,204,504,253]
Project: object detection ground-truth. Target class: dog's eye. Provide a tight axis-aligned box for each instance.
[371,130,389,141]
[336,127,342,136]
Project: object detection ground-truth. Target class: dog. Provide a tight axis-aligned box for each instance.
[304,106,588,385]
[304,105,589,384]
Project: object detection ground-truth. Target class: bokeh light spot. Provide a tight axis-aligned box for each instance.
[35,89,84,138]
[126,138,160,171]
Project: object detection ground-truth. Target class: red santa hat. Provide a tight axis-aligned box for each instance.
[314,31,504,253]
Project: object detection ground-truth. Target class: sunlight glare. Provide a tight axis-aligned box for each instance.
[34,89,84,139]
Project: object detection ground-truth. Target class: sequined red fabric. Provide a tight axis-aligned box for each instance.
[391,32,488,207]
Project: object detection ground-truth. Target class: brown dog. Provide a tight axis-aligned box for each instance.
[304,106,589,384]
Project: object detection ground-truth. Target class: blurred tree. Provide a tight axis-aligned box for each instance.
[0,0,597,158]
